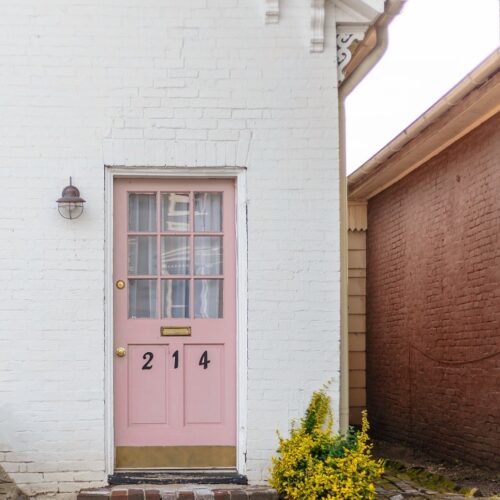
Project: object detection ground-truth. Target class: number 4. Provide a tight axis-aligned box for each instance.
[199,350,210,370]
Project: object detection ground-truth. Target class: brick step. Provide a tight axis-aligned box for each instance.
[77,485,278,500]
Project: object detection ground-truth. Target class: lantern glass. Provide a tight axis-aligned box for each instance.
[56,178,86,219]
[58,201,84,219]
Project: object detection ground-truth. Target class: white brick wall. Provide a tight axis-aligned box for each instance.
[0,0,340,496]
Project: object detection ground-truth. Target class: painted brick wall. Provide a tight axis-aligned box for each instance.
[0,1,341,496]
[366,112,500,468]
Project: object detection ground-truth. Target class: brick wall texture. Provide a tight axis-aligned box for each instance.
[366,112,500,468]
[0,1,341,496]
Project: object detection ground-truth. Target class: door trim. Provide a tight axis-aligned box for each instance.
[104,166,248,476]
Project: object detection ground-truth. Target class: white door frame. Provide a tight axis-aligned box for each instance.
[104,166,248,475]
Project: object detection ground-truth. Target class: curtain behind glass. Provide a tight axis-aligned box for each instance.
[194,193,222,232]
[128,193,157,318]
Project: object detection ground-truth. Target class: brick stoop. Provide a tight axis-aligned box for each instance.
[77,486,278,500]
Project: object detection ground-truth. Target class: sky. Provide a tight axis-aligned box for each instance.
[345,0,500,174]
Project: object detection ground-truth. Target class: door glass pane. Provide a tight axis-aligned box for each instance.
[128,236,157,276]
[195,279,223,318]
[162,280,190,318]
[129,279,157,318]
[129,193,156,232]
[161,236,189,275]
[194,193,222,232]
[194,236,222,275]
[162,193,190,232]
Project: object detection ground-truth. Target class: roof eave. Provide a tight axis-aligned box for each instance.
[348,48,500,201]
[339,0,407,97]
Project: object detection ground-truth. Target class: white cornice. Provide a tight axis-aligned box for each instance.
[334,0,385,81]
[310,0,326,53]
[262,0,386,81]
[265,0,279,24]
[335,0,384,24]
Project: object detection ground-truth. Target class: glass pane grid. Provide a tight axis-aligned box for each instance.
[158,231,223,235]
[129,279,157,319]
[194,192,223,232]
[161,192,190,232]
[128,235,157,276]
[127,190,224,319]
[128,193,157,232]
[162,279,190,318]
[195,279,223,318]
[161,236,190,275]
[194,236,223,276]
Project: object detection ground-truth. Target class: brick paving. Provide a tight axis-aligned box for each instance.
[77,485,278,500]
[376,474,475,499]
[76,479,477,500]
[75,472,487,500]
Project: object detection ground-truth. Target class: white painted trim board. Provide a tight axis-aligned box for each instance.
[104,166,248,476]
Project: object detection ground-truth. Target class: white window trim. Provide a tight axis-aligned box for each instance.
[104,166,248,475]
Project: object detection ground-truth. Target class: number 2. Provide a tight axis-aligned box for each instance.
[199,350,210,369]
[142,352,153,370]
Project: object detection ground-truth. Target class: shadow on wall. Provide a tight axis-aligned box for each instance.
[0,465,24,500]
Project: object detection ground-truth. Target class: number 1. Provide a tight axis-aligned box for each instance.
[172,350,179,369]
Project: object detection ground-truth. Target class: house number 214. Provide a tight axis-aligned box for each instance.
[141,351,211,370]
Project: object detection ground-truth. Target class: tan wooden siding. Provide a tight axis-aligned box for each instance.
[348,202,368,231]
[348,202,367,426]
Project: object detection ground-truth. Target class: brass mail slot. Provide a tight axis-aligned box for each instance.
[161,326,192,336]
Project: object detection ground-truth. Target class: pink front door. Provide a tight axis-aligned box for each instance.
[113,178,236,469]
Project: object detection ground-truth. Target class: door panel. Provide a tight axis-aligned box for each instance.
[113,178,236,468]
[184,344,224,425]
[128,345,169,425]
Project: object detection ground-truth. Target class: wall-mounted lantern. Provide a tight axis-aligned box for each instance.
[57,177,86,219]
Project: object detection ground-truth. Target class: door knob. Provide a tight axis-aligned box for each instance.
[116,347,126,357]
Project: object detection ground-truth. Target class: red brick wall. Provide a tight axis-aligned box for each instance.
[366,112,500,468]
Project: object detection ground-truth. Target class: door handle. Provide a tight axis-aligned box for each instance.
[116,347,126,357]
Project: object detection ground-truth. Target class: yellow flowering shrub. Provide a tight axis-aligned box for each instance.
[270,387,384,500]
